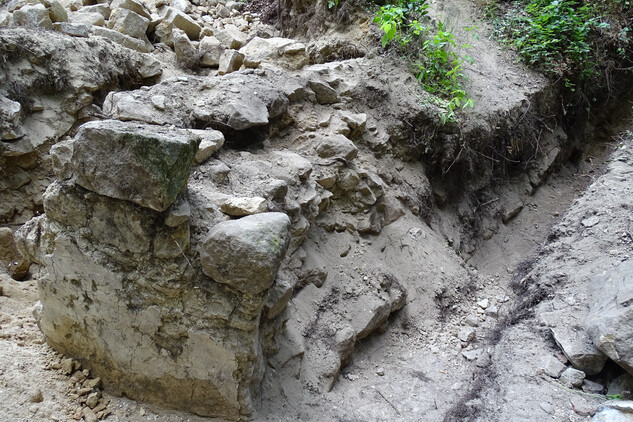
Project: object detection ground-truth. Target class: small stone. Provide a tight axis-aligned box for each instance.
[539,402,554,414]
[86,392,100,409]
[85,377,102,389]
[151,95,166,110]
[77,387,92,396]
[458,327,476,343]
[477,299,489,309]
[541,355,566,378]
[461,349,482,361]
[60,358,74,375]
[464,315,479,327]
[560,367,585,388]
[218,49,244,75]
[581,216,600,228]
[83,408,98,422]
[220,197,267,216]
[376,368,385,376]
[582,379,604,394]
[29,389,43,403]
[484,305,498,317]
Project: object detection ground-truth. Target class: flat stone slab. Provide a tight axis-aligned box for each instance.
[71,120,200,212]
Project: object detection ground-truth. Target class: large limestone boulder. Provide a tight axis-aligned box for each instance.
[586,260,633,374]
[69,120,200,212]
[201,212,291,294]
[12,3,53,29]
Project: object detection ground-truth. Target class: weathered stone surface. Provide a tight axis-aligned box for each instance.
[214,24,247,49]
[108,8,150,40]
[218,49,244,75]
[173,28,197,68]
[316,134,358,161]
[586,260,633,375]
[551,325,607,375]
[560,367,585,388]
[593,401,633,422]
[13,4,53,29]
[70,11,105,27]
[70,120,199,212]
[91,26,153,53]
[0,96,24,141]
[0,227,30,280]
[110,0,150,19]
[309,80,339,104]
[201,212,291,294]
[162,7,201,40]
[199,36,224,68]
[78,4,111,19]
[541,355,566,378]
[239,37,308,70]
[43,0,68,22]
[192,129,225,164]
[53,22,89,37]
[220,197,267,216]
[608,373,633,398]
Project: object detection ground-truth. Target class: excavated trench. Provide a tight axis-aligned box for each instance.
[1,0,633,420]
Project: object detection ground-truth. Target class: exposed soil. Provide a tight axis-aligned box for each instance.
[2,0,633,420]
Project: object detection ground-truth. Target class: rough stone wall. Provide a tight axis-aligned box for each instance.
[16,120,291,419]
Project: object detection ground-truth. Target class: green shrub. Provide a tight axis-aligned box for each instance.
[373,0,474,124]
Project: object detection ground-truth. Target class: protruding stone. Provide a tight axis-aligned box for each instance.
[173,28,197,69]
[309,80,339,104]
[70,120,200,212]
[12,4,53,29]
[316,134,358,161]
[560,367,585,388]
[201,212,291,294]
[214,24,246,49]
[192,129,225,164]
[218,49,244,75]
[220,197,267,216]
[108,8,150,40]
[586,260,633,375]
[199,36,225,68]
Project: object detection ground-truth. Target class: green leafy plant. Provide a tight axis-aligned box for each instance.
[328,0,339,9]
[374,1,474,124]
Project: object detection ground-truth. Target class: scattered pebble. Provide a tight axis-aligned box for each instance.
[376,368,385,376]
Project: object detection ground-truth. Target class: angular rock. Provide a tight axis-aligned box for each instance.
[0,227,30,280]
[220,197,267,216]
[110,0,150,19]
[91,26,153,53]
[199,36,224,68]
[541,355,566,378]
[316,134,358,161]
[218,49,244,75]
[162,7,201,40]
[192,129,224,164]
[608,373,633,399]
[70,120,200,212]
[586,260,633,375]
[551,326,607,375]
[43,0,68,22]
[78,4,111,19]
[458,327,476,343]
[560,367,585,388]
[201,212,291,294]
[12,4,53,29]
[108,8,150,40]
[70,11,105,27]
[0,96,23,140]
[309,80,339,104]
[593,401,633,422]
[53,22,89,37]
[173,28,197,69]
[214,25,247,50]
